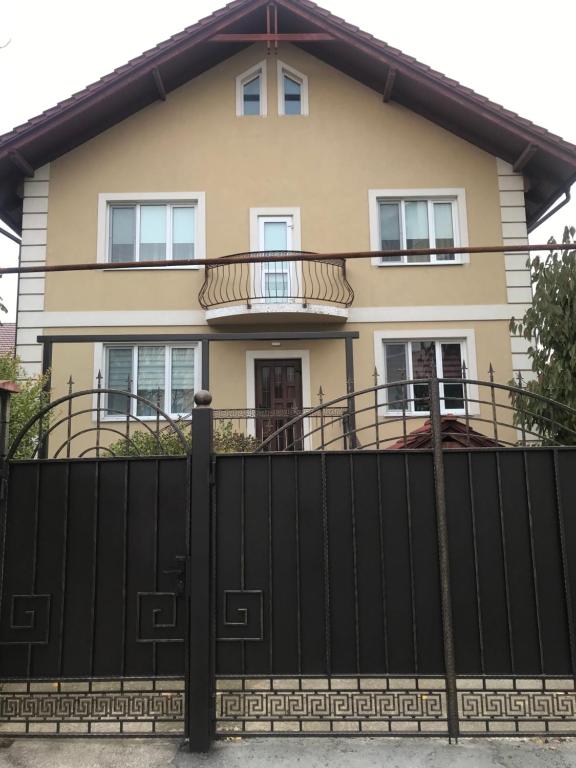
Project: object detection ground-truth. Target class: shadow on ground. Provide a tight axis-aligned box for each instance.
[2,737,576,768]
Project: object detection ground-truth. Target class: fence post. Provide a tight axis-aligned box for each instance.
[187,390,214,752]
[429,376,460,743]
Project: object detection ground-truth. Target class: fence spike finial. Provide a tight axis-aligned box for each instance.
[461,361,467,379]
[67,375,74,395]
[488,363,495,383]
[517,370,524,389]
[373,367,379,387]
[317,386,324,405]
[96,370,103,388]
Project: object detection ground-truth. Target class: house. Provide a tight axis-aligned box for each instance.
[0,0,575,452]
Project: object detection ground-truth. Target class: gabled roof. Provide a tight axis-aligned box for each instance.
[1,0,575,234]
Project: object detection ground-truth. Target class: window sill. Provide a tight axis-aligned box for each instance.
[372,260,465,268]
[383,410,467,418]
[100,264,203,272]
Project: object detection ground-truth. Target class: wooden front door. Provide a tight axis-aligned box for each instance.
[255,359,303,450]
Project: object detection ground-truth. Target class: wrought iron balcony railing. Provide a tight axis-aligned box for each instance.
[198,251,354,313]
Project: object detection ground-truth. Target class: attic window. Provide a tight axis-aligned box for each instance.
[236,62,267,117]
[243,76,261,115]
[278,62,309,116]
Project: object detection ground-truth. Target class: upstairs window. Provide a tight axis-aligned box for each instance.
[109,203,196,263]
[278,62,308,116]
[236,62,267,116]
[369,189,468,266]
[379,199,457,263]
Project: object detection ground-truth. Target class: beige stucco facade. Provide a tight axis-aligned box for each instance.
[15,43,533,451]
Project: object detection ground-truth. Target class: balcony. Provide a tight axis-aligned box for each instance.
[199,251,354,323]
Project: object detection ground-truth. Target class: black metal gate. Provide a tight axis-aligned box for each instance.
[0,456,188,736]
[213,447,576,738]
[2,377,576,748]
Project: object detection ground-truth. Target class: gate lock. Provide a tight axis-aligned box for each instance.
[163,556,188,597]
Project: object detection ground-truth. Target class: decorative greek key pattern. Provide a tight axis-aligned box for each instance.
[4,677,576,737]
[213,408,346,419]
[215,677,448,735]
[458,679,576,734]
[136,592,183,643]
[0,594,51,644]
[0,679,185,736]
[218,590,264,641]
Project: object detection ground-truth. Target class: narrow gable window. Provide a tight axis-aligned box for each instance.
[278,62,308,116]
[283,75,302,114]
[236,62,267,117]
[243,75,261,115]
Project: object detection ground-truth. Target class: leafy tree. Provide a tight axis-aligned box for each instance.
[509,226,576,443]
[0,352,51,459]
[108,418,259,456]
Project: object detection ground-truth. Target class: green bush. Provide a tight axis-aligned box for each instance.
[509,226,576,444]
[0,352,51,460]
[108,418,259,456]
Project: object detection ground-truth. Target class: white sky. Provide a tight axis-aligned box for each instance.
[1,0,575,320]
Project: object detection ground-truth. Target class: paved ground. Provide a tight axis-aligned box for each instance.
[3,737,576,768]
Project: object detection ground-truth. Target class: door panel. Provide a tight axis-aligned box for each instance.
[255,360,303,450]
[257,216,294,302]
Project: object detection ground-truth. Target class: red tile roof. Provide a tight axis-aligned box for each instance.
[0,323,16,355]
[389,416,501,449]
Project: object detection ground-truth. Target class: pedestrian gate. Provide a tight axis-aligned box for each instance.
[2,378,576,749]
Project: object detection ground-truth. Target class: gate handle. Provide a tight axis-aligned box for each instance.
[163,556,187,597]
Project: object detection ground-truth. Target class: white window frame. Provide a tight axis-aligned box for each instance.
[245,349,312,450]
[97,192,206,267]
[249,207,302,304]
[94,341,202,421]
[236,61,267,117]
[373,329,479,416]
[277,61,309,116]
[368,188,469,267]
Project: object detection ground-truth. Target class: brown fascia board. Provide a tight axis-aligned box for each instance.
[1,0,575,232]
[0,0,262,155]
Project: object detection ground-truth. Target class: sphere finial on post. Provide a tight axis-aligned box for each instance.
[194,390,213,408]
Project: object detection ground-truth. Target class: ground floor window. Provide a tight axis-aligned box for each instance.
[383,338,465,413]
[105,344,198,418]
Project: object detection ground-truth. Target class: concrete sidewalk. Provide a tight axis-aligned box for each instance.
[2,737,576,768]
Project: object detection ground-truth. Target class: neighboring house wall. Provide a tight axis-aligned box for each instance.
[17,44,523,401]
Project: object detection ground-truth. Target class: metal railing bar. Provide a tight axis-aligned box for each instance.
[1,241,574,276]
[8,387,190,459]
